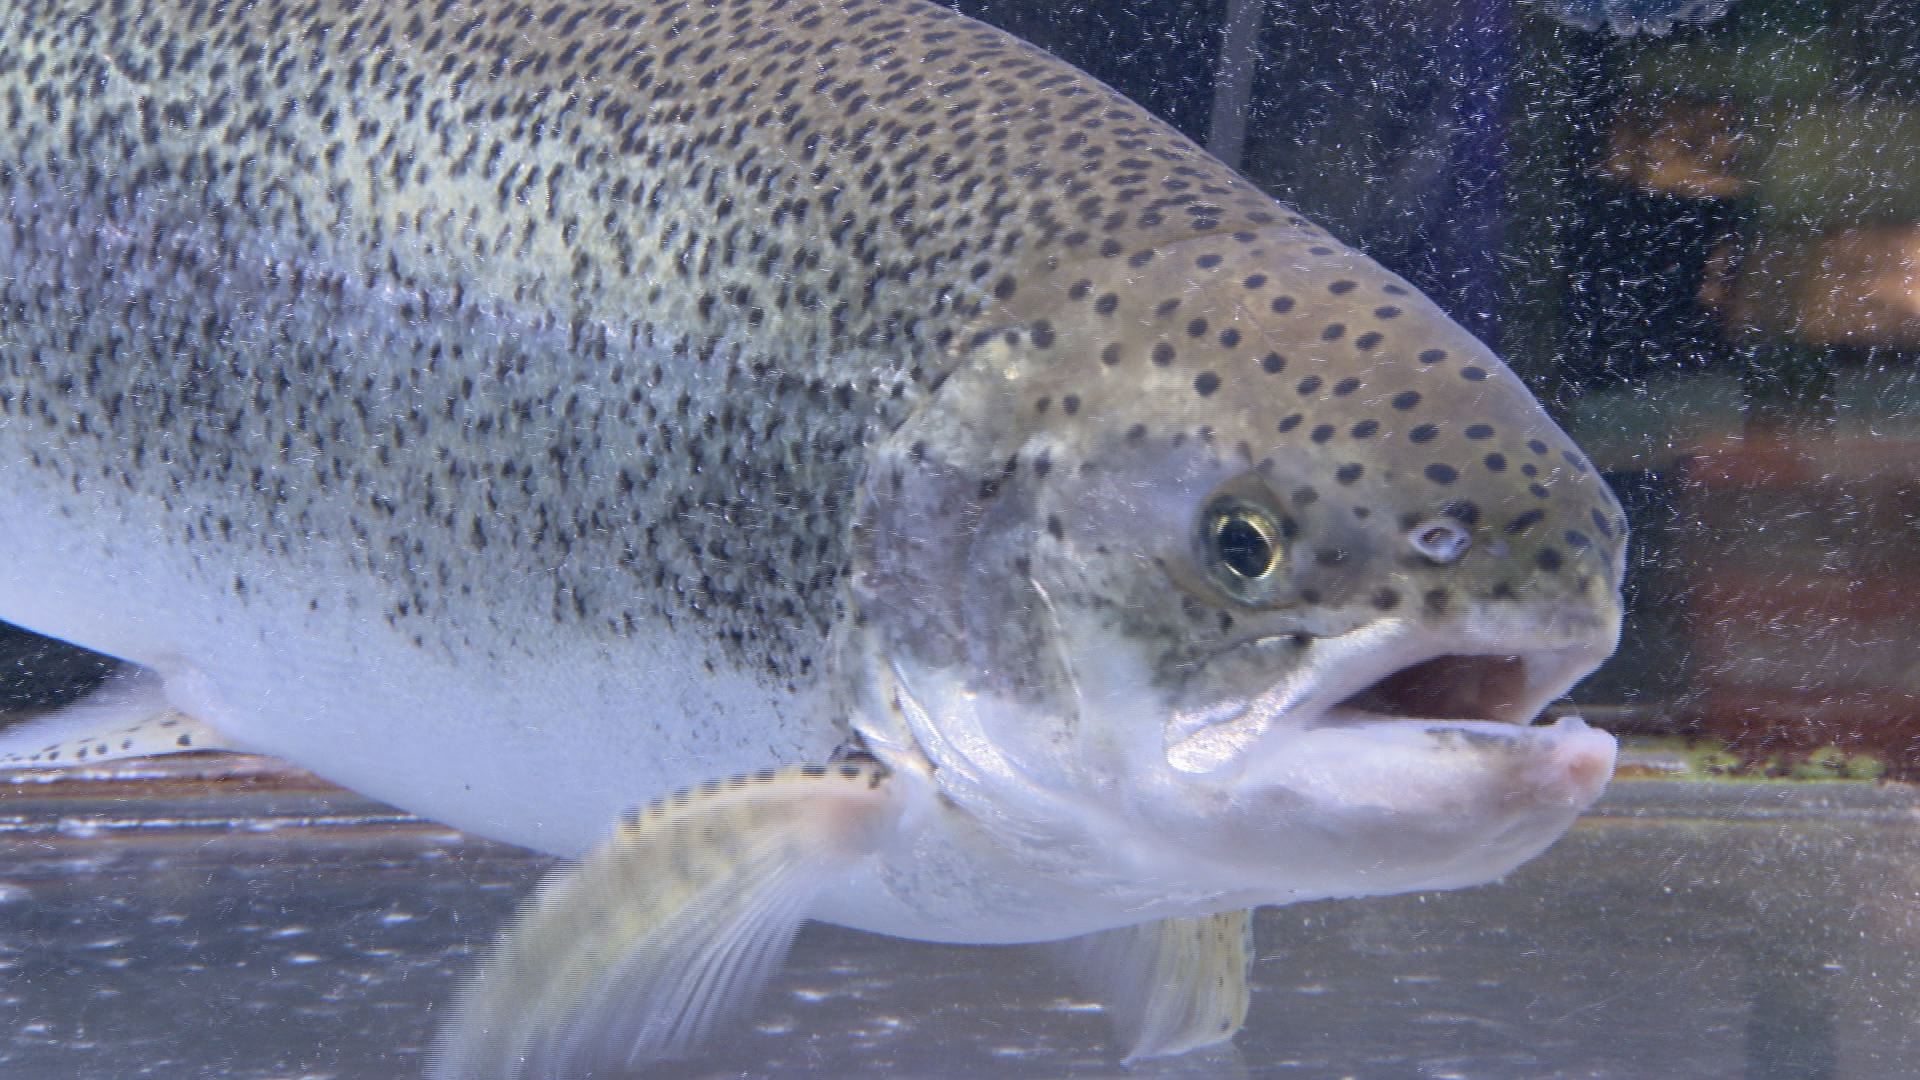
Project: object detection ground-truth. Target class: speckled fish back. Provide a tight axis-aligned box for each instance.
[0,0,1321,688]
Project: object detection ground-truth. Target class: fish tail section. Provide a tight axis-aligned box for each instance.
[0,664,235,766]
[1052,910,1255,1061]
[428,761,902,1080]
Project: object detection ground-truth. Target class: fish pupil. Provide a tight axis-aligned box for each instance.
[1214,514,1276,580]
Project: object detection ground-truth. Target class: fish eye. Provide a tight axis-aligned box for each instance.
[1204,499,1284,584]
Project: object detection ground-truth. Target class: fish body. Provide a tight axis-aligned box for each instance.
[0,0,1626,1068]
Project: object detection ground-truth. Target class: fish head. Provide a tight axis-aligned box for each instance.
[849,225,1625,909]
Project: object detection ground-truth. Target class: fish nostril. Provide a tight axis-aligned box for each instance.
[1408,519,1472,564]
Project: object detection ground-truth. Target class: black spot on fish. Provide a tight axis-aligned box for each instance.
[1506,509,1546,534]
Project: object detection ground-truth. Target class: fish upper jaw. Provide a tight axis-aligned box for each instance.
[1163,612,1619,776]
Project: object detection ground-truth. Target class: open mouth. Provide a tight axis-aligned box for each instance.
[1164,624,1612,773]
[1331,654,1542,726]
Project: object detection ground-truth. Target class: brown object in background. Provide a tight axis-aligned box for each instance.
[1702,223,1920,346]
[1678,434,1920,776]
[1598,99,1752,200]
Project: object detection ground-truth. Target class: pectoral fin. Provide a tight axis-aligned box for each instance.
[429,761,900,1080]
[1054,909,1255,1061]
[0,667,235,765]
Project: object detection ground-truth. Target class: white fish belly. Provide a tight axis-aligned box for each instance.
[0,460,837,857]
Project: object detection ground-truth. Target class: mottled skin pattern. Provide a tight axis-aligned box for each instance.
[0,0,1635,1065]
[0,0,1625,928]
[1,0,1307,688]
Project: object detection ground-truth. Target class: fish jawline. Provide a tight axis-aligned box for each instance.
[1163,619,1613,775]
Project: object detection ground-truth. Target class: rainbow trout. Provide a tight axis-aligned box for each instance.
[0,0,1629,1073]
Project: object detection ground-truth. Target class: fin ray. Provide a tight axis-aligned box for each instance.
[429,761,900,1080]
[1052,909,1255,1061]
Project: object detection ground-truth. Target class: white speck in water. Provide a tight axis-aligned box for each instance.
[82,937,130,950]
[378,911,416,925]
[287,953,324,965]
[149,912,187,926]
[0,881,32,904]
[791,987,831,1002]
[269,925,310,938]
[1044,998,1105,1013]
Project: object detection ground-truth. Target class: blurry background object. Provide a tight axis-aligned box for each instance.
[1527,0,1736,35]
